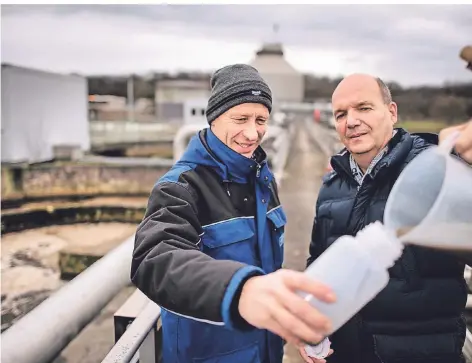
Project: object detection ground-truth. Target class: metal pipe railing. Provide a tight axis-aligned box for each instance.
[101,301,161,363]
[172,122,295,186]
[1,235,135,363]
[173,124,204,162]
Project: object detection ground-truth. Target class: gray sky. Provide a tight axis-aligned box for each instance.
[2,4,472,87]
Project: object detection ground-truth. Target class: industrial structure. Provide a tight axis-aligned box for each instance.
[153,72,210,123]
[250,41,304,105]
[1,64,90,164]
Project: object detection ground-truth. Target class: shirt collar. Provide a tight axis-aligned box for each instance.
[349,130,397,186]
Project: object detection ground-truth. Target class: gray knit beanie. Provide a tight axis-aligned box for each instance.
[206,64,272,124]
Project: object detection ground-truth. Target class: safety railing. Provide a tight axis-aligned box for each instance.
[1,236,136,363]
[101,289,162,363]
[304,117,342,158]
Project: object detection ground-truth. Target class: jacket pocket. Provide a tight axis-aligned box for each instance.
[193,342,261,363]
[372,333,459,363]
[201,217,257,265]
[267,206,287,268]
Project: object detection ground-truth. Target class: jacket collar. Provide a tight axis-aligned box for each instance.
[349,130,399,185]
[330,128,414,182]
[180,127,268,183]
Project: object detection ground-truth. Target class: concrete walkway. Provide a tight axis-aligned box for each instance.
[281,121,330,363]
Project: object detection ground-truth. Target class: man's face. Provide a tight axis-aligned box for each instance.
[210,103,269,158]
[332,75,398,156]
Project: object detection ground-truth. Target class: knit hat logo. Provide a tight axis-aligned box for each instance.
[252,90,261,96]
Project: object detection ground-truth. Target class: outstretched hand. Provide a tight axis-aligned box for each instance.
[238,269,336,346]
[439,120,472,163]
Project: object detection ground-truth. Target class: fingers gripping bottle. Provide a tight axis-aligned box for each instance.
[299,222,404,359]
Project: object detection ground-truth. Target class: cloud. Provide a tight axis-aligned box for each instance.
[2,4,471,86]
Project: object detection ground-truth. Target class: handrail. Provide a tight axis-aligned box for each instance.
[173,124,204,162]
[101,301,161,363]
[1,235,135,363]
[172,122,295,186]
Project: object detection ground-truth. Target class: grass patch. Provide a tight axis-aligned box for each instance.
[398,120,448,133]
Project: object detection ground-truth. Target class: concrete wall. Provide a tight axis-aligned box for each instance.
[1,162,169,201]
[89,121,178,148]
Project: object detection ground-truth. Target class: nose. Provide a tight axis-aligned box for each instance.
[346,112,361,128]
[243,122,259,142]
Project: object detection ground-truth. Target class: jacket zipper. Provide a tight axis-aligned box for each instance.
[256,163,261,178]
[223,180,231,197]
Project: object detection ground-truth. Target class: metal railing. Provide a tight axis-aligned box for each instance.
[172,122,295,186]
[262,123,295,186]
[304,117,342,158]
[1,236,135,363]
[101,296,161,363]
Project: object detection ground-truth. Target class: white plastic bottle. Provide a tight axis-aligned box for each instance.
[299,222,404,358]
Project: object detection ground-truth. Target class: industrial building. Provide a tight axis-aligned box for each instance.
[250,41,305,105]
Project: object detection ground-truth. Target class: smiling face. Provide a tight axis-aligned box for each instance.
[332,74,398,170]
[210,103,269,158]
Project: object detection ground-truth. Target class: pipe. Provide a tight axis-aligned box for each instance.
[173,124,205,162]
[1,235,135,363]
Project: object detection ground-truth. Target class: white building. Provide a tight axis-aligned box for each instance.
[250,41,304,106]
[183,97,208,125]
[1,64,90,164]
[154,73,210,123]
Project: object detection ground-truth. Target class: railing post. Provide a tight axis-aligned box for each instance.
[113,289,163,363]
[139,325,158,363]
[101,301,161,363]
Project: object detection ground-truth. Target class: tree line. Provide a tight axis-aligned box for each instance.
[87,73,472,123]
[304,75,472,123]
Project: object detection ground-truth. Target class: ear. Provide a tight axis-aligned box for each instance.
[388,102,398,125]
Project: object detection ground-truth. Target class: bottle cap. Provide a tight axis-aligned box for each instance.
[305,337,331,359]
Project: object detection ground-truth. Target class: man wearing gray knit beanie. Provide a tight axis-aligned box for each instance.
[206,63,273,158]
[132,63,334,363]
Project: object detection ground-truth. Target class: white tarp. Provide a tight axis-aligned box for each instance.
[1,64,90,164]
